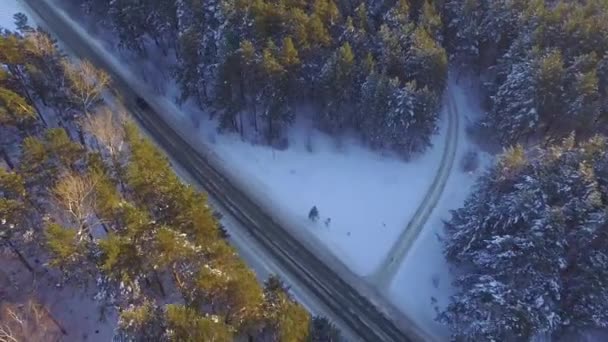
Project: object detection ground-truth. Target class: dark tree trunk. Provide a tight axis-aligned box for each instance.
[10,66,48,126]
[1,147,14,169]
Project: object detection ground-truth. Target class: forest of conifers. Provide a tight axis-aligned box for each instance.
[2,0,608,341]
[0,19,337,342]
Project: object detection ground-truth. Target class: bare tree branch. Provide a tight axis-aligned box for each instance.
[62,60,110,115]
[0,324,18,342]
[84,106,126,159]
[52,172,99,240]
[0,300,63,341]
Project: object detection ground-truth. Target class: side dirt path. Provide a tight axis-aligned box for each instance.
[371,86,460,289]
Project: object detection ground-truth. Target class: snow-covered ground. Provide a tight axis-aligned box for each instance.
[136,59,490,339]
[0,0,25,30]
[186,103,450,276]
[14,1,496,338]
[389,80,494,339]
[89,28,451,277]
[60,13,452,276]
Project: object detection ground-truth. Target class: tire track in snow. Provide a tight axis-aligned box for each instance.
[371,86,460,289]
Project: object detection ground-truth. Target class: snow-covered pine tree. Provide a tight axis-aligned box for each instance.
[318,42,356,133]
[441,137,608,341]
[404,26,447,95]
[487,61,538,145]
[174,0,226,106]
[443,0,520,70]
[358,70,392,146]
[535,50,565,137]
[563,53,601,135]
[108,0,149,53]
[142,0,178,54]
[385,81,415,154]
[384,82,438,157]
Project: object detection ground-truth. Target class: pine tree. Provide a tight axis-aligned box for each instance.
[281,37,301,68]
[355,3,370,33]
[259,41,292,142]
[419,0,442,42]
[385,82,438,156]
[319,42,356,132]
[488,61,538,144]
[107,0,149,53]
[45,222,84,267]
[358,71,394,146]
[313,0,341,26]
[0,87,36,127]
[441,136,608,341]
[404,26,447,93]
[562,53,601,134]
[262,275,311,342]
[19,128,83,190]
[165,305,233,341]
[0,33,44,122]
[0,168,27,240]
[117,301,167,341]
[194,250,264,327]
[174,27,206,104]
[535,50,565,134]
[307,15,332,48]
[309,316,341,341]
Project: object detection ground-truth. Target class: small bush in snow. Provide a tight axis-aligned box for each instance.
[461,149,479,173]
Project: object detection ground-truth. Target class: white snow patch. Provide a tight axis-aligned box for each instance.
[190,106,449,276]
[0,0,27,30]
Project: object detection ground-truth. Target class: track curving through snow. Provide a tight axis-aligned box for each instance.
[371,86,460,289]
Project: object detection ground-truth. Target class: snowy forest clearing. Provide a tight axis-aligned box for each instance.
[49,0,449,277]
[193,104,449,276]
[15,0,492,336]
[113,37,488,342]
[3,1,494,339]
[5,0,608,340]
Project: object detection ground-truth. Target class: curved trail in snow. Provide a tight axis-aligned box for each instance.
[371,86,460,289]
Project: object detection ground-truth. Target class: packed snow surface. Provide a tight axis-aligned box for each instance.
[191,106,449,276]
[0,0,25,30]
